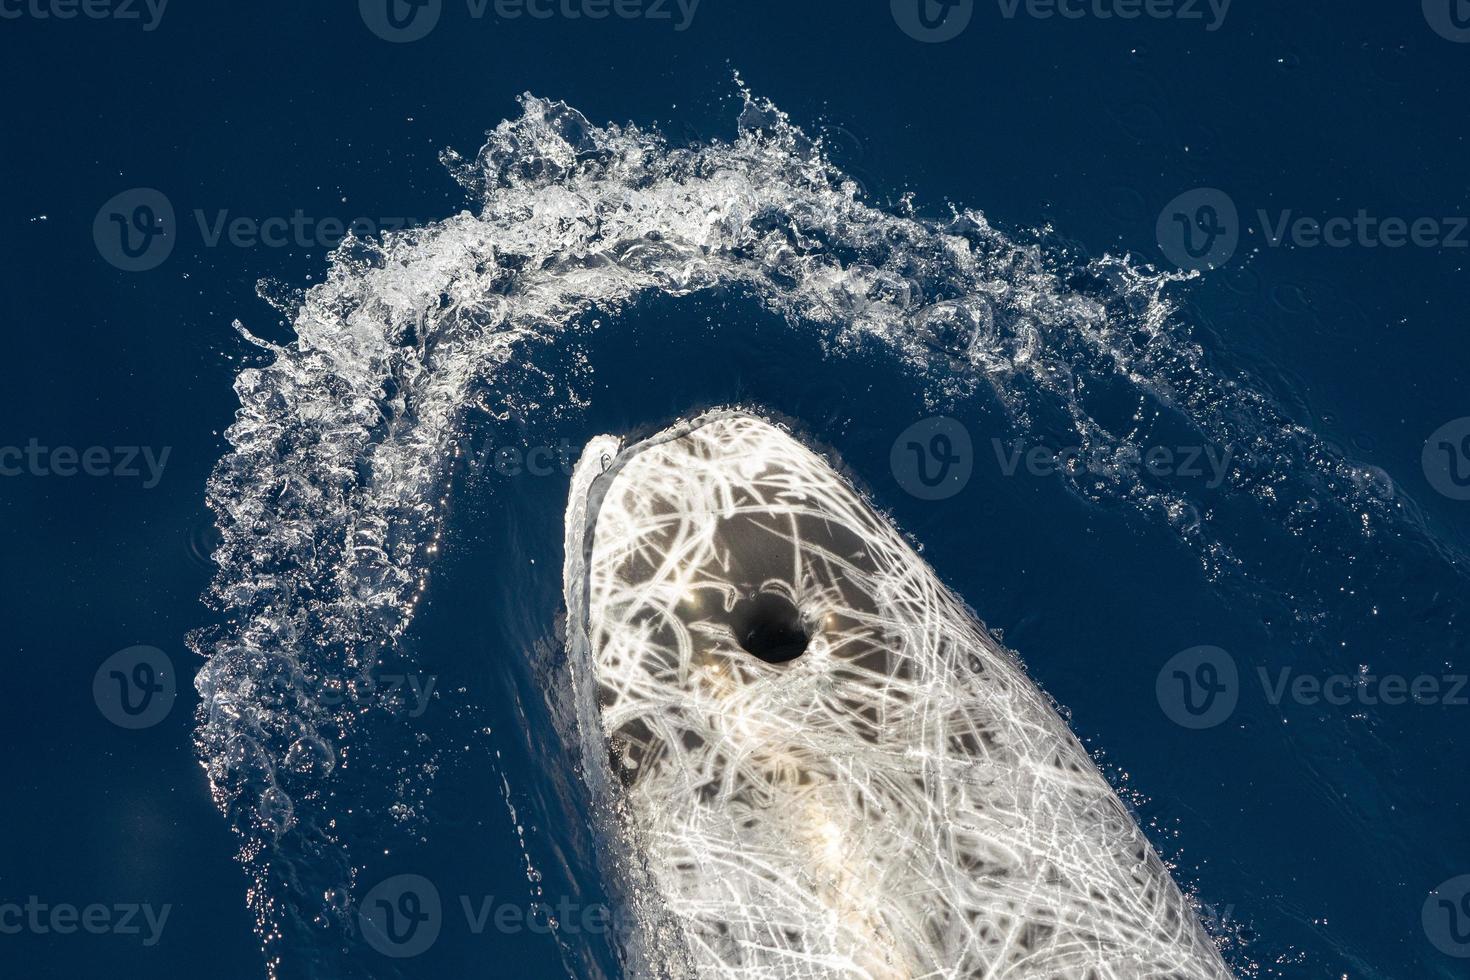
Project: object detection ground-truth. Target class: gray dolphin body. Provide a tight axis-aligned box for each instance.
[562,410,1234,979]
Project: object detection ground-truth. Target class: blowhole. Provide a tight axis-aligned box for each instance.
[730,592,809,664]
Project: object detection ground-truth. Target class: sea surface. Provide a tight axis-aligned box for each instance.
[2,3,1468,979]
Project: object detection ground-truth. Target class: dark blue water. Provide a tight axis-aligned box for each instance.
[3,3,1469,978]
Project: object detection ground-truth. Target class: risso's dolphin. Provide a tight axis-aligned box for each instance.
[561,409,1234,979]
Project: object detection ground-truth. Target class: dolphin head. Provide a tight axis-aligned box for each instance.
[563,410,1233,979]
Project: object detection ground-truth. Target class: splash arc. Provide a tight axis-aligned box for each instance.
[192,90,1405,969]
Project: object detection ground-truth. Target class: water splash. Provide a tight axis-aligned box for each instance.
[191,84,1450,975]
